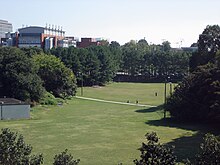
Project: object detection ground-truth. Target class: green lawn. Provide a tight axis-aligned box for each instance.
[77,82,175,106]
[0,83,211,164]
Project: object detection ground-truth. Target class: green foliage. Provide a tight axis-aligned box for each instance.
[121,40,190,78]
[133,132,177,165]
[33,54,77,98]
[20,47,44,57]
[165,64,220,122]
[0,47,45,101]
[88,46,116,85]
[190,25,220,71]
[53,149,80,165]
[196,134,220,165]
[39,92,58,105]
[50,40,190,85]
[50,46,118,86]
[0,128,43,165]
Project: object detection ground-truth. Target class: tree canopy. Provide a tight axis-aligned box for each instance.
[190,25,220,71]
[0,47,45,102]
[33,54,77,98]
[165,64,220,122]
[166,25,220,123]
[0,128,43,165]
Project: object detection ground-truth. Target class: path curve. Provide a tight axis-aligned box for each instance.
[75,96,156,108]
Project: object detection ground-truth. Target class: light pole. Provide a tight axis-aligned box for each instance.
[81,72,83,96]
[164,76,167,118]
[169,81,172,95]
[0,102,3,120]
[78,72,83,96]
[164,76,170,118]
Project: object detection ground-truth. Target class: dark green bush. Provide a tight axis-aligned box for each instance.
[134,132,177,165]
[39,92,58,105]
[53,149,80,165]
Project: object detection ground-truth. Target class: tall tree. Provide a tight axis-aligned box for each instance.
[165,64,220,122]
[0,128,43,165]
[190,25,220,71]
[0,47,45,101]
[33,54,77,98]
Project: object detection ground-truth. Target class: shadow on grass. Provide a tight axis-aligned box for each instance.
[165,132,203,162]
[145,117,220,162]
[136,105,220,162]
[135,104,164,113]
[146,117,220,134]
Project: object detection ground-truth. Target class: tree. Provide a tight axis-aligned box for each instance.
[0,47,45,102]
[137,39,148,46]
[190,25,220,70]
[33,54,77,98]
[162,41,171,52]
[89,46,116,85]
[121,41,141,76]
[20,47,44,57]
[53,149,80,165]
[165,64,220,122]
[109,41,122,72]
[83,50,100,86]
[133,132,176,165]
[196,134,220,165]
[0,128,43,165]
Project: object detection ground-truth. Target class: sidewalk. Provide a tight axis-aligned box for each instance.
[75,96,156,108]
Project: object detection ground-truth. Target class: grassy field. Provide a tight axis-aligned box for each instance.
[0,83,213,164]
[76,82,175,106]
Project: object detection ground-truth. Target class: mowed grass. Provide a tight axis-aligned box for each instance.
[0,83,208,164]
[77,82,175,106]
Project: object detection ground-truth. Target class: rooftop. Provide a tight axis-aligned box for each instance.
[0,98,27,105]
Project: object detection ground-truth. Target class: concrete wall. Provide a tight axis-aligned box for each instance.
[0,104,30,120]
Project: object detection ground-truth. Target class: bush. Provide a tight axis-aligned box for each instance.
[133,132,177,165]
[196,134,220,164]
[0,128,43,165]
[39,92,58,105]
[53,149,80,165]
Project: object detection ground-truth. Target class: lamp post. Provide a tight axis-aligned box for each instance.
[78,72,83,96]
[164,76,170,118]
[169,81,172,95]
[81,72,83,96]
[164,76,167,118]
[0,102,3,120]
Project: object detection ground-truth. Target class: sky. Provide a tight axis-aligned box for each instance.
[1,0,220,47]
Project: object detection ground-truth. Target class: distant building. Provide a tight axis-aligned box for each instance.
[76,37,108,48]
[77,38,99,48]
[18,26,65,49]
[0,98,30,120]
[171,47,198,53]
[181,47,198,53]
[1,23,107,49]
[0,19,13,40]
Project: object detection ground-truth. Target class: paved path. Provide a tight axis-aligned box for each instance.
[75,96,156,108]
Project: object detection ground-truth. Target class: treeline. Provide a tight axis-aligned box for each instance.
[0,38,191,102]
[165,25,220,123]
[1,129,219,165]
[49,45,119,86]
[49,40,191,86]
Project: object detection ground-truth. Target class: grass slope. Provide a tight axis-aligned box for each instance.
[0,83,210,164]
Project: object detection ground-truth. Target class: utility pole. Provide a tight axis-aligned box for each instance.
[164,77,167,118]
[81,72,83,96]
[169,82,172,95]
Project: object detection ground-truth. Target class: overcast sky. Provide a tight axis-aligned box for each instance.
[1,0,220,47]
